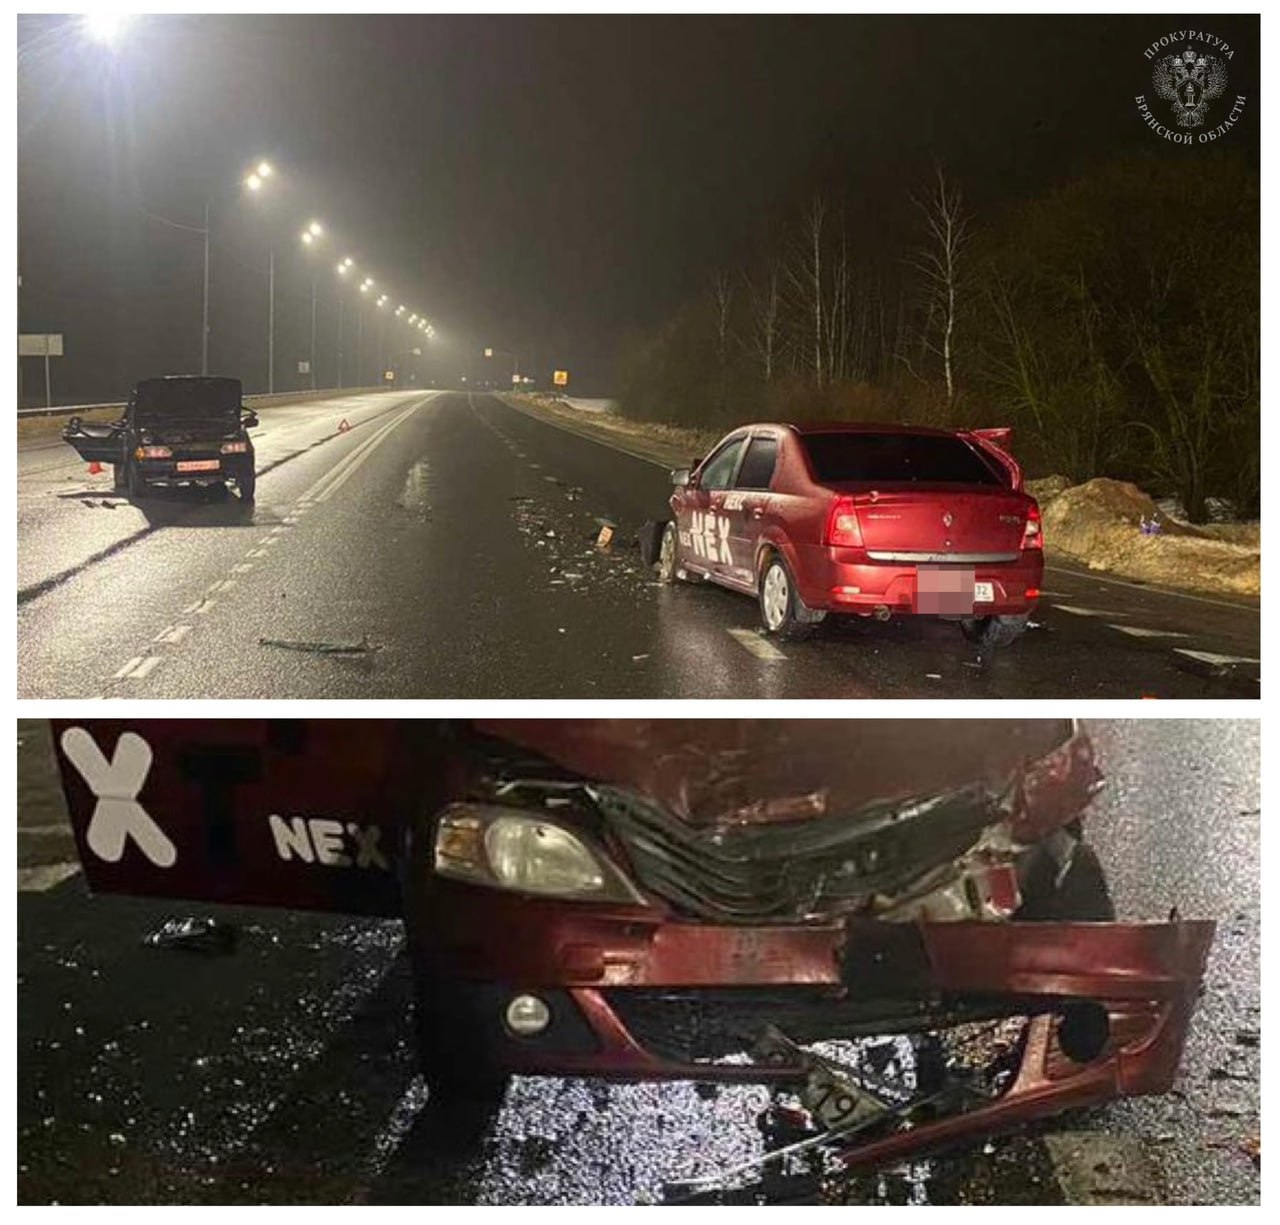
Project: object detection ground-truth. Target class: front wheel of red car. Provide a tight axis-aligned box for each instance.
[961,613,1029,650]
[413,971,511,1119]
[758,554,824,640]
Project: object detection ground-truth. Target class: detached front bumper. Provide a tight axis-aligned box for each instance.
[416,896,1213,1164]
[790,542,1044,615]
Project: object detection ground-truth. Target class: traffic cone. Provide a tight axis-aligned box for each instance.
[88,461,104,475]
[337,418,351,433]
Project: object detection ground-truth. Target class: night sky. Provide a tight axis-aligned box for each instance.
[16,12,1260,402]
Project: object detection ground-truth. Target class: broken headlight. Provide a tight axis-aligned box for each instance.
[433,803,647,904]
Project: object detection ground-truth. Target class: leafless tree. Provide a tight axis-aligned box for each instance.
[906,165,970,403]
[782,197,829,384]
[743,260,781,382]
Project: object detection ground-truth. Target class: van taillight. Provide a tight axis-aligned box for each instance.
[1022,504,1043,550]
[824,496,864,548]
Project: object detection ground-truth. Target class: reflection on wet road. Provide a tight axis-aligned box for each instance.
[17,720,1259,1204]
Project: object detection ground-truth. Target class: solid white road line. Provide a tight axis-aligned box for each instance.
[17,862,81,892]
[726,627,787,661]
[306,401,423,504]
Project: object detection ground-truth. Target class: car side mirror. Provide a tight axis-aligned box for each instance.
[671,467,691,488]
[241,410,259,429]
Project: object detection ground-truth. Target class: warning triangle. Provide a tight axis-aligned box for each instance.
[337,418,352,433]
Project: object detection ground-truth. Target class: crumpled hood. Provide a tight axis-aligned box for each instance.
[471,719,1076,828]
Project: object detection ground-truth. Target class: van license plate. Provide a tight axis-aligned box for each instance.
[176,459,220,473]
[974,581,995,603]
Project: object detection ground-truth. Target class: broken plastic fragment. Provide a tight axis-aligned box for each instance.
[144,916,238,955]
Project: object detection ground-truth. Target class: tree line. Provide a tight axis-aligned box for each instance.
[616,152,1259,522]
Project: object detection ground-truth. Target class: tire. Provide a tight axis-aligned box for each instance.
[125,460,147,501]
[238,463,256,503]
[1016,840,1115,922]
[758,553,825,641]
[412,969,511,1112]
[961,613,1029,650]
[656,520,680,583]
[637,519,665,569]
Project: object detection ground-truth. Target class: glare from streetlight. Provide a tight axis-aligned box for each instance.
[408,314,417,323]
[244,173,263,192]
[301,231,314,245]
[360,283,370,294]
[377,295,388,307]
[336,261,350,275]
[257,161,273,179]
[395,305,405,316]
[308,221,323,237]
[81,13,133,45]
[342,257,354,268]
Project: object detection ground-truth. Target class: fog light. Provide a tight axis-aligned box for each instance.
[505,994,551,1036]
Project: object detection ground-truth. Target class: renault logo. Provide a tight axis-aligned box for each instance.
[941,511,954,528]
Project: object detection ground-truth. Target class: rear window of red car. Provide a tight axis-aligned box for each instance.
[801,431,1004,486]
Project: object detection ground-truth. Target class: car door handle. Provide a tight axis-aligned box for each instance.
[750,506,765,519]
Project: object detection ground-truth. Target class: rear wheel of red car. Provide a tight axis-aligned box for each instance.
[961,613,1029,650]
[1017,841,1115,922]
[759,554,823,640]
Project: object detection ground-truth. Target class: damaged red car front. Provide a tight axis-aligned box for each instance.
[407,719,1212,1187]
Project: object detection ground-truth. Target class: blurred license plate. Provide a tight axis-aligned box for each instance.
[176,459,220,473]
[917,566,975,614]
[974,581,995,603]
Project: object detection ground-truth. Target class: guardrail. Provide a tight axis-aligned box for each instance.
[16,386,389,420]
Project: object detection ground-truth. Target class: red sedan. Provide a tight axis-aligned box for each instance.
[50,718,1212,1184]
[658,422,1043,647]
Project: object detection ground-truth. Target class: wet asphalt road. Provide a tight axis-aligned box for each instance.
[17,391,1261,698]
[17,719,1260,1205]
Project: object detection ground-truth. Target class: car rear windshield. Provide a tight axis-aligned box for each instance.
[134,380,241,424]
[801,431,1003,486]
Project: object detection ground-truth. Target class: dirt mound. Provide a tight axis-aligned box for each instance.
[1025,474,1073,503]
[1041,478,1259,597]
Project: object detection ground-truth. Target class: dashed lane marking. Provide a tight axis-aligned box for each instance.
[1174,648,1260,667]
[17,862,80,892]
[726,627,787,661]
[1108,624,1190,639]
[231,562,254,575]
[153,624,193,645]
[1053,605,1125,618]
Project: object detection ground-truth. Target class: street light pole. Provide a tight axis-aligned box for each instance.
[357,304,363,387]
[267,246,275,394]
[201,197,210,375]
[310,271,317,391]
[337,297,345,389]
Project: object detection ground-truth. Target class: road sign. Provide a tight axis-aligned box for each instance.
[553,370,569,387]
[297,360,311,375]
[19,333,63,357]
[484,347,494,358]
[384,370,394,382]
[19,333,63,408]
[512,373,522,384]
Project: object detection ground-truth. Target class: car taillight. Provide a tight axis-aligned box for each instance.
[136,445,172,459]
[1022,504,1043,550]
[221,441,248,454]
[824,496,864,548]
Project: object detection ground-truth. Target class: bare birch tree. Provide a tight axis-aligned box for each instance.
[906,165,970,403]
[743,260,781,382]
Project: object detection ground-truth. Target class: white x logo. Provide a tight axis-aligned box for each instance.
[60,727,177,868]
